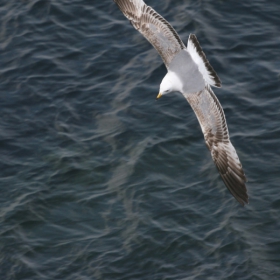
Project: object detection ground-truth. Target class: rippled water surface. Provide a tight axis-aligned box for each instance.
[1,0,280,279]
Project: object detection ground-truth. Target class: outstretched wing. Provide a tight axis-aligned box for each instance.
[183,86,248,205]
[114,0,185,66]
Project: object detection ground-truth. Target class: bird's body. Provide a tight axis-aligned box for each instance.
[167,49,205,94]
[114,0,248,205]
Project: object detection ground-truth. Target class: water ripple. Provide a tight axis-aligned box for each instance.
[0,0,280,279]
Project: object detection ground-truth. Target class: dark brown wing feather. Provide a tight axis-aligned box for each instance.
[183,86,248,205]
[114,0,185,66]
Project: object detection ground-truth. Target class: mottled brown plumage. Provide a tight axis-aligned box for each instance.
[184,86,248,205]
[114,0,184,66]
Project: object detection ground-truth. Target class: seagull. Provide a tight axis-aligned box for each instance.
[113,0,248,205]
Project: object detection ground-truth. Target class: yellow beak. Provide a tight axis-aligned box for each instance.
[156,92,162,99]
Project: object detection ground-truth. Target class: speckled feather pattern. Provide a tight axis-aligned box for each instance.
[114,0,184,66]
[184,87,248,205]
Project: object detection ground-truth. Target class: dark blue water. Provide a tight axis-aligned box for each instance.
[0,0,280,279]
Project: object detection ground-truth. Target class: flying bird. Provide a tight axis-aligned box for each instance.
[113,0,248,205]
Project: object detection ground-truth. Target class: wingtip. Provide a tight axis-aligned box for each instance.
[240,195,249,206]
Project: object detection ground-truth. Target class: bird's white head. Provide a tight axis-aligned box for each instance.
[157,74,175,99]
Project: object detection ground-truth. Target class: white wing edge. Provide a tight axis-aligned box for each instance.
[187,34,221,88]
